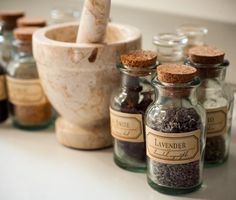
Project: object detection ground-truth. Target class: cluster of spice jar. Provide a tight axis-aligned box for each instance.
[0,10,53,130]
[110,25,234,194]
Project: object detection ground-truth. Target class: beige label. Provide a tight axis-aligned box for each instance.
[0,75,7,100]
[6,76,48,106]
[110,108,144,142]
[146,126,200,164]
[206,107,227,137]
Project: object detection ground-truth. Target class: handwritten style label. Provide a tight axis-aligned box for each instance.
[7,76,48,106]
[146,126,200,164]
[206,107,227,137]
[110,108,144,142]
[0,75,7,100]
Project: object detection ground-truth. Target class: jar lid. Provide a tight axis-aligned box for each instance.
[189,46,225,64]
[157,64,197,83]
[17,17,47,27]
[121,50,157,68]
[0,10,25,21]
[14,27,40,41]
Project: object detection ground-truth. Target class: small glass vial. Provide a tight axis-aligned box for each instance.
[110,50,157,172]
[153,33,188,64]
[6,27,53,130]
[176,24,208,57]
[17,17,47,28]
[187,46,234,166]
[0,10,25,65]
[0,62,8,123]
[146,64,206,194]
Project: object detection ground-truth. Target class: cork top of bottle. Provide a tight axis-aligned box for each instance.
[189,46,225,65]
[17,17,47,27]
[14,27,39,41]
[0,10,25,20]
[121,50,157,68]
[157,64,197,83]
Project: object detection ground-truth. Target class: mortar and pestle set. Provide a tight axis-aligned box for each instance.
[33,0,141,149]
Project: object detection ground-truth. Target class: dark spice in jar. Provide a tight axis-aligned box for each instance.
[0,64,8,123]
[148,107,202,188]
[110,50,157,171]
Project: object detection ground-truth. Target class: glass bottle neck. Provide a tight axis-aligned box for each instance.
[185,59,227,81]
[13,40,33,58]
[152,78,200,106]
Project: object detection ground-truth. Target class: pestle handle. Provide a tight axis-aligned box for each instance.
[76,0,111,43]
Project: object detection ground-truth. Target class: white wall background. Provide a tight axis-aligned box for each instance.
[1,0,236,85]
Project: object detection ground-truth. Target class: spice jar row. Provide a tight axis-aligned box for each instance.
[110,45,234,195]
[0,11,53,130]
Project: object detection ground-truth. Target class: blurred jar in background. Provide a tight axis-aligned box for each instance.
[0,10,25,66]
[6,27,53,130]
[50,6,80,24]
[176,24,208,57]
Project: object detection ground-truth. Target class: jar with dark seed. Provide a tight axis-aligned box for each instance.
[186,46,234,166]
[110,50,157,172]
[0,62,8,123]
[145,64,206,194]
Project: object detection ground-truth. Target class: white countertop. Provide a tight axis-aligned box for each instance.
[0,96,236,200]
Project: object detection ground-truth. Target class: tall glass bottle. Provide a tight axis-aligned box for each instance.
[186,46,234,166]
[110,50,157,172]
[145,64,206,194]
[6,27,53,130]
[0,10,25,65]
[153,33,188,64]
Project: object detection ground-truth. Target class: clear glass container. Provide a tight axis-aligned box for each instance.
[186,48,234,166]
[153,33,188,64]
[176,24,208,56]
[7,28,53,130]
[0,11,24,66]
[145,64,206,194]
[110,51,157,172]
[50,6,80,24]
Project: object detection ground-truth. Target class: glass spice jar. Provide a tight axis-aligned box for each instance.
[110,50,157,172]
[0,62,8,123]
[6,27,53,130]
[0,10,25,65]
[187,46,234,166]
[153,33,188,64]
[145,64,206,194]
[176,24,208,57]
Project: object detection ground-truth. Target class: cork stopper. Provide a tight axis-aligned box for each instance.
[14,27,40,41]
[157,64,197,83]
[189,46,225,64]
[121,50,157,68]
[0,10,24,20]
[17,17,47,27]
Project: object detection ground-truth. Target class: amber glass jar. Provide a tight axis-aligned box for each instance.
[6,27,53,130]
[110,50,157,172]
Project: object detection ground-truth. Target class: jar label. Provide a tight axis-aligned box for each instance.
[206,107,227,137]
[6,76,48,106]
[0,75,7,100]
[146,126,200,164]
[110,108,144,142]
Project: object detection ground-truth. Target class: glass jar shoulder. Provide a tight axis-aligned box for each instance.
[7,56,39,79]
[111,80,155,114]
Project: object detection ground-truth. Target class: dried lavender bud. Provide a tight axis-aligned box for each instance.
[148,107,202,189]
